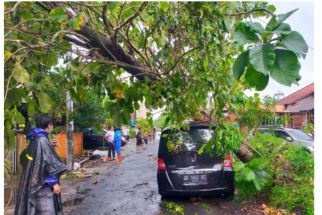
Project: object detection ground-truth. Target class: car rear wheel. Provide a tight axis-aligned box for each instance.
[222,190,234,198]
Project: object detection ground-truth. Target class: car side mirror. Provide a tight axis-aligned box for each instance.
[285,136,293,142]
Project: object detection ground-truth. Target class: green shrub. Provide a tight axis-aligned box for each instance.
[234,158,272,194]
[240,134,314,214]
[269,147,314,214]
[129,127,136,138]
[303,123,314,135]
[166,202,184,215]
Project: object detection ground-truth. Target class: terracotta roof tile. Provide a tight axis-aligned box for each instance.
[277,83,314,105]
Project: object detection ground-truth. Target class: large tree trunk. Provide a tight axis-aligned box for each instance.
[79,26,155,81]
[37,2,156,82]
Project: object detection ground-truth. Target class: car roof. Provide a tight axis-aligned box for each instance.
[259,127,299,131]
[162,121,212,132]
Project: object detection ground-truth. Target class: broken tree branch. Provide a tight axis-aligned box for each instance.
[225,8,274,16]
[114,2,148,37]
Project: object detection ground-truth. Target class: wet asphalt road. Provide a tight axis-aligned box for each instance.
[66,139,248,215]
[68,140,162,215]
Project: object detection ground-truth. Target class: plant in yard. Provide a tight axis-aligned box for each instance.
[236,133,314,214]
[269,146,313,214]
[303,122,314,136]
[129,127,136,139]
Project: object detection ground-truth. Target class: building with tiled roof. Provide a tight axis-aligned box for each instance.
[275,83,314,128]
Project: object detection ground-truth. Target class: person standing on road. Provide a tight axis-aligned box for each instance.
[104,125,115,162]
[15,114,67,215]
[136,128,145,151]
[145,131,150,144]
[114,127,122,164]
[152,128,156,144]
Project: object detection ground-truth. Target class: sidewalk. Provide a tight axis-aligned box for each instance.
[4,138,139,215]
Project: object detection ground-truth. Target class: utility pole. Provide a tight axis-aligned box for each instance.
[66,91,74,171]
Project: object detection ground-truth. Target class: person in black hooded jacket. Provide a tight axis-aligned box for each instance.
[15,114,66,215]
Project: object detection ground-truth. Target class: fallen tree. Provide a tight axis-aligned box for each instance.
[4,1,308,171]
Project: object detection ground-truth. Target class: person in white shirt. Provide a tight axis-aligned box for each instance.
[104,125,115,161]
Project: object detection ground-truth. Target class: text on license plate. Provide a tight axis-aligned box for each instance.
[183,174,208,185]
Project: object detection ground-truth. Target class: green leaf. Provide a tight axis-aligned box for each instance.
[245,65,269,91]
[245,169,256,181]
[237,167,256,182]
[266,8,298,31]
[233,161,245,172]
[248,158,267,170]
[49,7,68,22]
[281,31,308,58]
[108,2,118,12]
[12,61,30,83]
[253,179,262,191]
[271,49,301,86]
[160,2,170,12]
[273,23,291,36]
[37,92,55,113]
[268,5,276,13]
[233,22,259,45]
[21,11,34,20]
[233,51,249,80]
[12,107,25,124]
[249,44,276,75]
[69,13,87,30]
[247,22,264,34]
[5,89,26,109]
[203,56,208,71]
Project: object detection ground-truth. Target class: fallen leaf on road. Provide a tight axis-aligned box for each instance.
[92,179,98,184]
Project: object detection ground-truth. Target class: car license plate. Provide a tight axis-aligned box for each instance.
[183,174,208,186]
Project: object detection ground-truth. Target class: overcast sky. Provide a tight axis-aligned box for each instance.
[246,1,314,99]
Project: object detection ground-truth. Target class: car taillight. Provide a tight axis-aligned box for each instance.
[158,158,166,171]
[223,154,233,171]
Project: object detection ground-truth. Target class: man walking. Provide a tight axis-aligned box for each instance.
[15,114,66,215]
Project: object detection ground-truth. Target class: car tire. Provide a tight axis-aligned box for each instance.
[222,190,234,198]
[160,194,170,200]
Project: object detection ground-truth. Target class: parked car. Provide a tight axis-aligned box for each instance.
[157,121,234,198]
[259,127,314,154]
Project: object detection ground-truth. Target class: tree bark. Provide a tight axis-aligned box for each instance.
[37,2,156,82]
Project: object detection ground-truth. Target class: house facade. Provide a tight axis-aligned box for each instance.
[275,83,314,129]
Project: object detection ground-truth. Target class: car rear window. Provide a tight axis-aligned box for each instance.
[165,128,214,152]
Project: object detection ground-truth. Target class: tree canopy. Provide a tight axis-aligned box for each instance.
[4,2,308,148]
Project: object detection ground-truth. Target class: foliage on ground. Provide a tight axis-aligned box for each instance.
[234,134,313,214]
[165,202,184,215]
